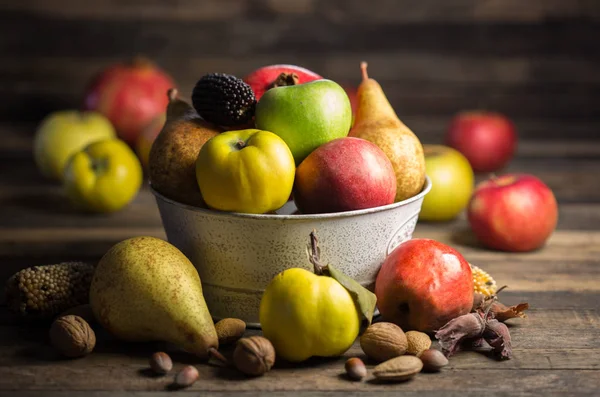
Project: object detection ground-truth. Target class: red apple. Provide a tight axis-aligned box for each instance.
[467,173,558,252]
[375,239,474,332]
[83,57,175,145]
[293,137,396,214]
[243,64,323,101]
[445,111,517,172]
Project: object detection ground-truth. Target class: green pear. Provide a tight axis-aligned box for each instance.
[90,236,218,359]
[255,79,352,165]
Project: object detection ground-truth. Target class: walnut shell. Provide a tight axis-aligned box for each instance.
[49,315,95,358]
[233,336,275,376]
[406,331,432,357]
[360,322,407,362]
[215,318,246,345]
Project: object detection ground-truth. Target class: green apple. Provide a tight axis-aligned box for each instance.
[255,79,352,164]
[63,139,142,213]
[34,110,116,181]
[420,144,474,222]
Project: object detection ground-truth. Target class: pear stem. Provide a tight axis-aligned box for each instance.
[208,347,229,366]
[167,88,178,102]
[307,230,327,276]
[360,62,369,80]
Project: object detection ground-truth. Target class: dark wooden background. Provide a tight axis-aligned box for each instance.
[1,0,599,144]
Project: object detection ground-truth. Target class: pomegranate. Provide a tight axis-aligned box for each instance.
[243,64,323,101]
[83,57,175,145]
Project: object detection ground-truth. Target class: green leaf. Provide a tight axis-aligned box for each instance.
[326,264,377,326]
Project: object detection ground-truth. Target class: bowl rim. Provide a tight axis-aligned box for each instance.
[150,175,431,220]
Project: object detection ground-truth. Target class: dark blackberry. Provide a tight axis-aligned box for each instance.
[192,73,256,126]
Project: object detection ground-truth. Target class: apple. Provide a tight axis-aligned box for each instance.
[445,111,517,172]
[419,144,474,222]
[243,64,323,101]
[136,112,166,170]
[467,173,558,252]
[195,129,295,214]
[294,137,396,214]
[375,238,474,332]
[255,79,352,165]
[63,139,143,213]
[83,57,174,145]
[34,110,116,181]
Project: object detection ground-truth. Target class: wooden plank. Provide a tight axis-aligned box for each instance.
[0,350,598,393]
[1,0,597,23]
[4,81,599,123]
[0,227,598,292]
[4,83,600,126]
[0,392,598,397]
[2,14,598,59]
[0,326,598,370]
[2,52,598,122]
[0,182,598,231]
[4,121,600,156]
[3,54,599,92]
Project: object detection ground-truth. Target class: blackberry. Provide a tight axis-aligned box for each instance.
[192,73,256,126]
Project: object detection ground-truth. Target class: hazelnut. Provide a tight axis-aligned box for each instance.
[49,315,95,358]
[173,365,199,388]
[215,318,246,345]
[419,349,448,372]
[149,352,173,375]
[233,336,275,376]
[345,357,367,380]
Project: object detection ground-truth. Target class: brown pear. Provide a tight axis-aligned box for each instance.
[349,63,426,202]
[149,89,221,207]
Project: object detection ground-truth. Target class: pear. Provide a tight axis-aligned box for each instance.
[349,63,426,202]
[149,89,221,207]
[89,236,220,360]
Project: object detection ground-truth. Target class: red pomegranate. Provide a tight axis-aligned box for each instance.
[83,57,175,145]
[243,64,323,101]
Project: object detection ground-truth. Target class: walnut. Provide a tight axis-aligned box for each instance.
[233,336,275,376]
[49,315,96,358]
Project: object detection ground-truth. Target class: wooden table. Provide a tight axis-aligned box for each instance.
[1,124,599,396]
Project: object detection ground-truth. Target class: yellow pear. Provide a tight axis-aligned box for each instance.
[149,89,221,207]
[349,62,426,202]
[90,236,219,359]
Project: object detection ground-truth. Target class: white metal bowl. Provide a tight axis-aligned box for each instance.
[152,176,431,327]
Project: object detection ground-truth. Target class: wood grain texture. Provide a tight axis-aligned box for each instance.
[1,0,599,22]
[0,0,598,143]
[0,0,599,393]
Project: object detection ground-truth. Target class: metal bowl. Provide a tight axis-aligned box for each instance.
[151,176,431,327]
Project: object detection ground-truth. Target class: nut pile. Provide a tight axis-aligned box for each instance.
[350,321,446,382]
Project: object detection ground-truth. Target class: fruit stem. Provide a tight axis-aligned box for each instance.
[167,88,178,103]
[481,285,508,322]
[307,230,327,275]
[208,347,229,366]
[129,55,154,68]
[268,72,300,89]
[360,62,369,80]
[234,139,247,150]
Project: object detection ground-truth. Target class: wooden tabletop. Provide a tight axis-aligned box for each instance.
[0,124,599,396]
